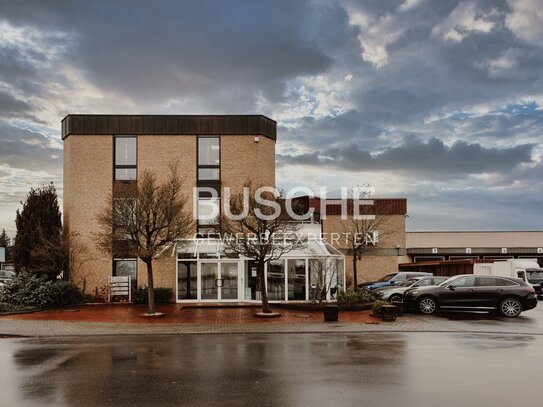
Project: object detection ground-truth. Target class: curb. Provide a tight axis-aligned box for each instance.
[3,329,543,339]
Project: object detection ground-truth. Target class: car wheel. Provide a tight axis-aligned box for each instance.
[418,297,437,314]
[499,298,522,317]
[390,294,403,303]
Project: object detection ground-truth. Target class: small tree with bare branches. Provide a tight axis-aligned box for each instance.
[96,164,194,315]
[342,185,392,289]
[31,231,91,287]
[219,181,306,314]
[308,256,340,303]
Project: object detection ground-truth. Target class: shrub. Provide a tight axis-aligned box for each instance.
[337,288,375,305]
[0,303,36,313]
[134,287,173,304]
[372,300,390,315]
[0,270,83,309]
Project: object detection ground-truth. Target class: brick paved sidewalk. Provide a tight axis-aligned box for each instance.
[1,304,542,337]
[0,303,383,324]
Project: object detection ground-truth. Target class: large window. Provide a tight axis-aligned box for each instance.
[267,259,285,301]
[288,259,306,300]
[113,259,137,285]
[197,137,220,235]
[197,188,220,235]
[198,137,220,181]
[178,261,197,300]
[115,136,137,181]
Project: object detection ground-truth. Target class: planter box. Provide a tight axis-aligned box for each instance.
[323,305,339,322]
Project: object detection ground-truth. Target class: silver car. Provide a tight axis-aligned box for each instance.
[374,276,448,303]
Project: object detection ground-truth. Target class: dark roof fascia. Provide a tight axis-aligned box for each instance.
[61,114,277,140]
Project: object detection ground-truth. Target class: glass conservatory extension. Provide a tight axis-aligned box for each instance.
[175,238,345,303]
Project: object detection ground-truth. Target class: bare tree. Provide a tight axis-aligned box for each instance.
[31,231,92,287]
[96,163,194,315]
[219,181,306,314]
[342,185,392,289]
[65,233,93,291]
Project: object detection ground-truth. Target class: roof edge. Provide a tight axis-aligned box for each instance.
[61,114,277,140]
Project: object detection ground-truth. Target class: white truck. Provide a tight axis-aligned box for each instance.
[475,259,543,296]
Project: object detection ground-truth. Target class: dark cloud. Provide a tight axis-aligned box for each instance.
[0,121,62,173]
[0,90,32,119]
[277,136,533,175]
[0,0,334,109]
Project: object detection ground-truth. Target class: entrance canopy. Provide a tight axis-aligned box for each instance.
[174,237,346,303]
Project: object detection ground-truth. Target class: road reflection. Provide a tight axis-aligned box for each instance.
[5,334,407,406]
[1,332,539,406]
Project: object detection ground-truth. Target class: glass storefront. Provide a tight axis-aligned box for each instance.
[177,261,197,300]
[201,262,219,300]
[244,261,260,300]
[288,259,306,300]
[309,259,325,301]
[334,259,345,300]
[175,240,345,303]
[267,260,285,301]
[221,262,238,300]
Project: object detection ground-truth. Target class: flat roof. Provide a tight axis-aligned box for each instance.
[400,258,495,267]
[407,231,543,248]
[61,114,276,140]
[294,196,407,215]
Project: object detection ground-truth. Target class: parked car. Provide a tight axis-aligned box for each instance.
[359,272,432,291]
[473,258,543,297]
[403,274,538,317]
[373,276,448,303]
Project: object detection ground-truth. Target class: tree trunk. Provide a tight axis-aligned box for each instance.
[257,261,271,313]
[146,260,155,315]
[352,254,358,290]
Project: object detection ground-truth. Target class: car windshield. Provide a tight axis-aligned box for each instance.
[377,273,397,282]
[398,278,419,287]
[526,268,543,284]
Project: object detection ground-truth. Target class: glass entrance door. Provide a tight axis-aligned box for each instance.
[221,262,239,300]
[200,261,239,300]
[201,262,219,300]
[178,261,197,300]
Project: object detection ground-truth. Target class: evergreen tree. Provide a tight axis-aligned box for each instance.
[0,228,10,262]
[13,183,62,274]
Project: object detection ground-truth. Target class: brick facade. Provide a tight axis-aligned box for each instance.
[62,114,406,298]
[63,116,276,298]
[322,214,407,288]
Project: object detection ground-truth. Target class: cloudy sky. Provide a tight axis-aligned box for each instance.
[0,0,542,234]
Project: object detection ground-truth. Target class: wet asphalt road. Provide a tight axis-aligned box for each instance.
[0,332,541,407]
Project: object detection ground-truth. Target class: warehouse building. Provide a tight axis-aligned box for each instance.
[406,231,543,266]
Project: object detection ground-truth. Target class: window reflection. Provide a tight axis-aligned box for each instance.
[267,260,285,301]
[288,259,306,300]
[113,259,137,284]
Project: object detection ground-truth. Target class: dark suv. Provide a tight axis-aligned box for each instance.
[403,274,538,317]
